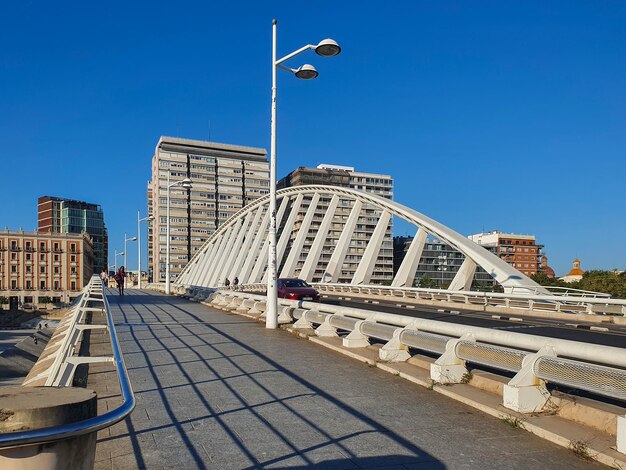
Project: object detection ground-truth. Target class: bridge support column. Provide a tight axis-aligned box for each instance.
[315,316,338,337]
[379,329,410,362]
[343,321,370,348]
[0,386,97,470]
[617,415,626,454]
[502,346,554,413]
[278,306,294,324]
[293,310,314,329]
[430,336,470,384]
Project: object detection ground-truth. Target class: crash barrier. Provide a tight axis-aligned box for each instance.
[232,282,626,317]
[165,284,626,454]
[0,276,135,469]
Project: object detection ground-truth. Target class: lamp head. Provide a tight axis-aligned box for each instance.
[295,64,319,80]
[315,39,341,57]
[180,178,193,189]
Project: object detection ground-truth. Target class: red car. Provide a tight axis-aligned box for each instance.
[277,278,321,302]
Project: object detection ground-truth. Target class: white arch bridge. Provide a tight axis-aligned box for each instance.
[177,185,544,294]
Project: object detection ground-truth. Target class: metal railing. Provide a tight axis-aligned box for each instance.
[190,288,626,401]
[0,276,135,449]
[221,282,626,316]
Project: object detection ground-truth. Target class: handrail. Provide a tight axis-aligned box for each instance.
[0,277,135,449]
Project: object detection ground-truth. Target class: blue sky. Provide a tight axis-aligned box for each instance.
[1,1,624,276]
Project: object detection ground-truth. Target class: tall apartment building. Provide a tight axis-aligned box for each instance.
[0,230,94,308]
[38,196,108,273]
[149,137,269,283]
[468,231,543,277]
[393,236,494,288]
[277,164,394,284]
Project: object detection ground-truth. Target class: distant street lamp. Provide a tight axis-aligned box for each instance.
[124,233,137,274]
[437,253,448,289]
[166,174,192,295]
[114,250,125,273]
[266,19,341,329]
[137,211,154,290]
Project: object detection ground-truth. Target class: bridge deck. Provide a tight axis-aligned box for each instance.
[91,290,600,469]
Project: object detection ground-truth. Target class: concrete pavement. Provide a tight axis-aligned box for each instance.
[92,289,602,469]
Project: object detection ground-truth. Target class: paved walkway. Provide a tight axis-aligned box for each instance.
[93,290,601,469]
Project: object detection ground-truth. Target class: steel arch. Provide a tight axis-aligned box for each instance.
[176,185,545,293]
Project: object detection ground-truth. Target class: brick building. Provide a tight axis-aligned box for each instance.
[0,230,94,309]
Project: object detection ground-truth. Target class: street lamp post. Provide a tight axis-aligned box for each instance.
[165,173,192,295]
[114,250,124,273]
[137,211,154,290]
[266,19,341,329]
[124,233,137,274]
[437,253,448,289]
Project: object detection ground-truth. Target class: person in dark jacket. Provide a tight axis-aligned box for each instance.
[115,266,126,296]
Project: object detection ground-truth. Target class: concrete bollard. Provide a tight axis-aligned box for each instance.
[0,386,98,470]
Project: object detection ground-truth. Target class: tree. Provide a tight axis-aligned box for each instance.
[0,296,7,311]
[38,296,52,305]
[417,276,435,288]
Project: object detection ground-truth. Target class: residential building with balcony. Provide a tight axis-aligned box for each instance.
[148,136,269,283]
[467,231,543,277]
[0,230,94,309]
[393,236,495,288]
[38,196,108,273]
[278,164,394,284]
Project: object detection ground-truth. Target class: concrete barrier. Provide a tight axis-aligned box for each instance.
[0,386,97,470]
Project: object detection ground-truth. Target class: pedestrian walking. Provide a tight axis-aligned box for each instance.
[114,266,126,296]
[100,269,109,287]
[233,277,239,290]
[224,278,230,289]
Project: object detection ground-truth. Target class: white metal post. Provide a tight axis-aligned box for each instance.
[266,19,279,329]
[166,172,171,295]
[124,233,127,272]
[137,210,142,289]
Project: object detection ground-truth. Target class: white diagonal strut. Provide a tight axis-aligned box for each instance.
[260,194,304,282]
[252,196,292,283]
[299,195,339,282]
[448,257,477,291]
[209,221,241,286]
[391,229,427,288]
[280,193,321,278]
[351,210,391,285]
[323,199,362,282]
[227,210,260,281]
[240,207,269,284]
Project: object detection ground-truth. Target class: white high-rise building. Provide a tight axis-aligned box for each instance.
[277,164,394,284]
[148,137,269,283]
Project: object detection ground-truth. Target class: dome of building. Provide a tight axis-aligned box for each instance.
[566,258,584,276]
[561,258,584,283]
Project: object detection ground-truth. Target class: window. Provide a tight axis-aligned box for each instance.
[11,253,16,261]
[11,265,16,273]
[70,281,76,291]
[40,266,45,273]
[54,243,59,252]
[26,266,31,273]
[11,280,17,289]
[70,243,76,252]
[26,280,32,289]
[54,254,59,261]
[71,255,76,262]
[54,281,60,290]
[40,242,46,251]
[54,267,59,274]
[26,253,31,260]
[40,254,45,262]
[40,281,46,289]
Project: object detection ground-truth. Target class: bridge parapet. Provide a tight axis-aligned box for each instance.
[157,282,626,458]
[0,276,135,469]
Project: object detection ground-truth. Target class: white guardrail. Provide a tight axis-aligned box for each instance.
[231,282,626,316]
[159,283,626,454]
[0,275,135,449]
